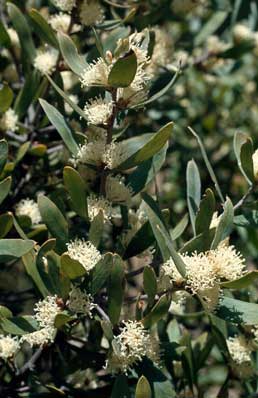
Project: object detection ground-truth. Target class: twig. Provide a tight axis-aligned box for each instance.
[233,185,254,211]
[95,304,111,322]
[16,347,43,376]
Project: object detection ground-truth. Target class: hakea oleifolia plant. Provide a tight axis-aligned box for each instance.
[1,1,258,396]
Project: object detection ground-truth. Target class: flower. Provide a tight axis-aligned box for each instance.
[15,198,42,225]
[21,328,56,347]
[105,175,133,205]
[68,285,96,316]
[0,108,18,131]
[67,239,101,272]
[103,141,128,169]
[227,336,252,364]
[107,320,159,373]
[84,97,113,125]
[148,27,173,74]
[80,58,111,87]
[88,194,112,222]
[34,49,58,75]
[34,295,61,328]
[233,24,253,44]
[73,139,106,167]
[208,244,246,281]
[49,13,71,33]
[79,0,104,26]
[65,94,79,114]
[252,149,258,179]
[51,0,76,12]
[0,335,20,360]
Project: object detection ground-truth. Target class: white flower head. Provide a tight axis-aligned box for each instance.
[84,97,113,125]
[233,24,253,44]
[73,138,106,167]
[227,336,252,364]
[67,238,101,272]
[107,320,159,373]
[80,58,111,87]
[208,244,246,281]
[34,49,58,75]
[1,108,18,131]
[68,285,96,316]
[0,335,20,360]
[15,198,42,225]
[21,327,56,347]
[103,141,128,169]
[34,295,61,329]
[88,194,112,222]
[105,175,133,205]
[162,257,185,285]
[52,0,76,12]
[49,12,71,33]
[79,0,104,26]
[252,149,258,179]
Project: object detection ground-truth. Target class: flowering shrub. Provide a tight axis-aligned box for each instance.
[1,0,258,397]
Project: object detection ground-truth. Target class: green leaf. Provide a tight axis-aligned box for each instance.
[171,214,188,241]
[135,376,152,398]
[0,177,12,205]
[186,159,201,235]
[117,122,173,171]
[61,253,86,279]
[180,228,216,254]
[153,381,176,398]
[0,305,12,319]
[216,296,258,325]
[38,195,68,252]
[89,211,104,247]
[0,212,13,238]
[221,271,258,289]
[123,221,154,259]
[63,166,88,219]
[29,9,58,48]
[142,193,186,277]
[111,375,130,398]
[0,239,34,262]
[92,27,105,59]
[107,254,125,324]
[143,266,157,307]
[101,320,114,341]
[58,32,88,76]
[15,142,30,164]
[195,189,215,235]
[0,316,37,335]
[108,50,137,88]
[0,21,11,48]
[54,312,73,329]
[220,41,254,59]
[39,99,79,156]
[189,127,224,203]
[211,197,234,249]
[7,2,36,65]
[14,70,41,118]
[195,11,228,45]
[46,74,87,120]
[234,131,254,185]
[90,253,114,295]
[240,138,254,184]
[0,140,8,174]
[142,294,170,328]
[23,250,50,297]
[0,83,13,113]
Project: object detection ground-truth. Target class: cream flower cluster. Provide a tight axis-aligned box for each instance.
[105,175,133,206]
[34,49,58,75]
[49,13,71,33]
[1,108,18,131]
[227,336,252,365]
[162,243,246,307]
[88,194,112,222]
[79,0,104,26]
[80,57,110,87]
[68,285,96,317]
[67,238,101,272]
[0,335,20,360]
[21,296,61,347]
[107,321,159,373]
[52,0,76,12]
[148,27,173,75]
[15,198,42,225]
[84,97,113,125]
